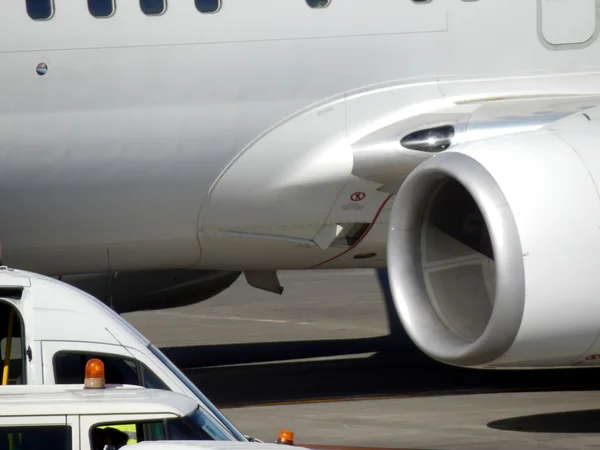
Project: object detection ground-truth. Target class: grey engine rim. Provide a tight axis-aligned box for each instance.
[386,152,525,367]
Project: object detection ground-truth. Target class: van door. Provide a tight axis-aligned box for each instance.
[79,413,175,450]
[0,299,27,385]
[0,270,32,385]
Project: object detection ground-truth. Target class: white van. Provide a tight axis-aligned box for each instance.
[0,383,235,449]
[0,377,299,450]
[0,266,248,442]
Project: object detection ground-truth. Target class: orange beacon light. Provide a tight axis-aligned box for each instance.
[84,358,105,389]
[276,430,294,446]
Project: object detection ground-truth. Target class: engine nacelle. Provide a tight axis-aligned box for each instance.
[387,116,600,369]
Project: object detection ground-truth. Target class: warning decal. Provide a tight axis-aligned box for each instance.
[350,192,366,202]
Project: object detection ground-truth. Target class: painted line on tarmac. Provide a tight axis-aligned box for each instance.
[220,384,600,409]
[157,310,313,325]
[221,388,486,408]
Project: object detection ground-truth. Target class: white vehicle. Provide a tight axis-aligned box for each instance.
[0,266,249,442]
[0,358,284,450]
[0,384,233,449]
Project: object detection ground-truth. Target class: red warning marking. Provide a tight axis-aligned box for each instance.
[350,192,366,202]
[585,354,600,361]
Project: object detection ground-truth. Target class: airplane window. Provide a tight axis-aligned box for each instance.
[26,0,54,20]
[140,0,166,15]
[88,0,115,17]
[195,0,220,13]
[306,0,330,7]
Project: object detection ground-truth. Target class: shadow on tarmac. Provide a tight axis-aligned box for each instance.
[171,339,600,408]
[162,269,412,370]
[488,409,600,433]
[167,268,600,408]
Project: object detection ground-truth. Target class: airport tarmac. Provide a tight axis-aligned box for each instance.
[124,269,600,449]
[225,390,600,449]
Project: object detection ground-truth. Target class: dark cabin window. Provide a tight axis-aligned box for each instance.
[54,353,139,385]
[306,0,330,7]
[88,0,115,17]
[195,0,220,13]
[26,0,54,20]
[140,0,166,15]
[53,351,169,390]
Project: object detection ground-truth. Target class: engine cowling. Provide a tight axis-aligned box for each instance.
[387,115,600,369]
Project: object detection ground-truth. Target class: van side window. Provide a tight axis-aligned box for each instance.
[195,0,220,13]
[26,0,54,20]
[0,425,71,450]
[0,302,25,385]
[91,409,226,445]
[54,353,138,385]
[88,0,115,17]
[53,352,168,390]
[140,364,169,389]
[140,0,166,15]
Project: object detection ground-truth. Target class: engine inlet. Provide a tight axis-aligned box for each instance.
[422,178,496,343]
[387,151,525,367]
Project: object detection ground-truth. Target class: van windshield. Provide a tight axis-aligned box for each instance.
[147,344,247,442]
[165,407,234,441]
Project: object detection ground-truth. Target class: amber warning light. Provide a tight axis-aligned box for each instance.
[276,430,294,446]
[84,358,105,389]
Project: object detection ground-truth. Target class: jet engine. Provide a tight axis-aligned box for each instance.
[387,112,600,369]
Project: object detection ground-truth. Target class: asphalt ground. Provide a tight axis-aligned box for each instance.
[123,269,600,449]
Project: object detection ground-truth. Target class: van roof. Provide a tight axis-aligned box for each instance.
[0,267,31,288]
[0,384,197,417]
[0,266,151,347]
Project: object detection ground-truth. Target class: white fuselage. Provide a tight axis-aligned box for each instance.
[1,0,599,276]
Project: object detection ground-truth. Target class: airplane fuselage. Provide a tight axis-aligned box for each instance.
[2,0,599,275]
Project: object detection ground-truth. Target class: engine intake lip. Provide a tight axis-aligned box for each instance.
[387,151,525,367]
